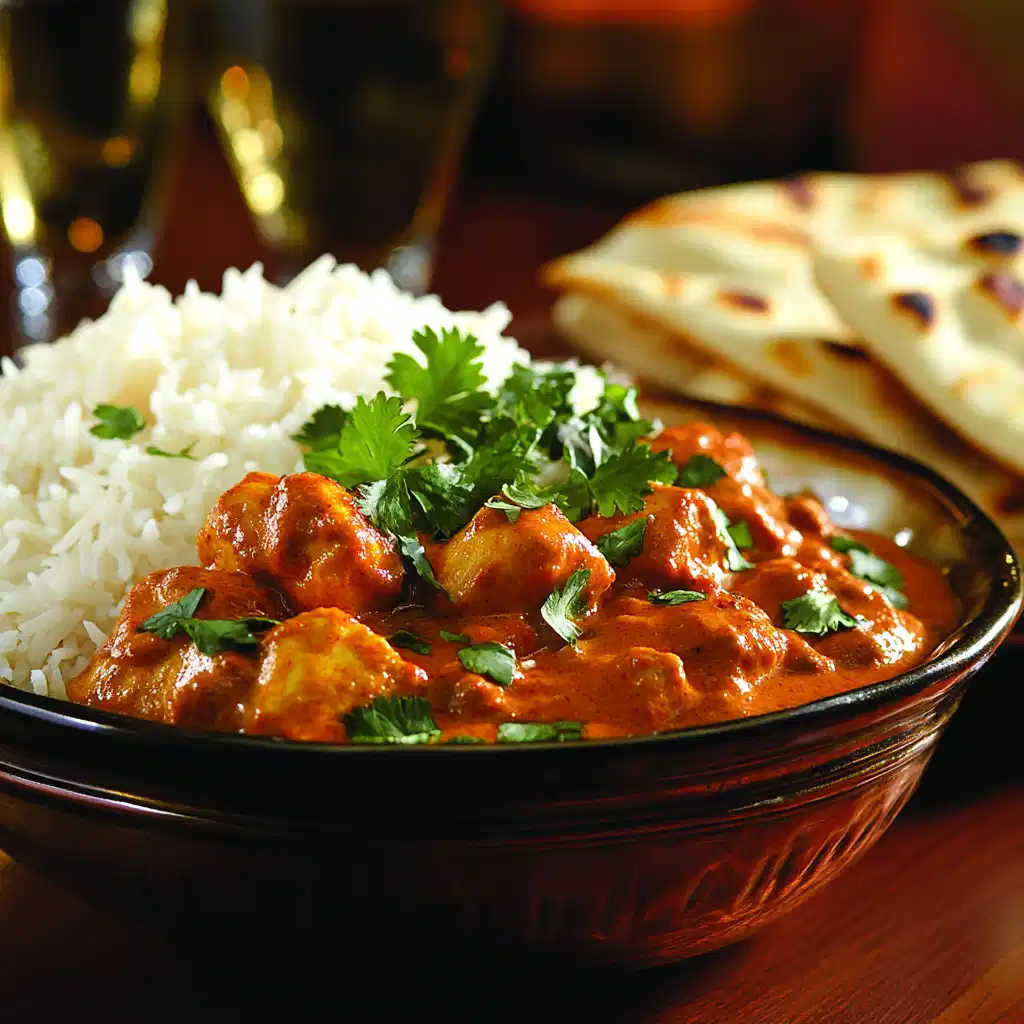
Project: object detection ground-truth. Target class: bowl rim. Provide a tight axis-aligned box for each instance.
[1,394,1021,759]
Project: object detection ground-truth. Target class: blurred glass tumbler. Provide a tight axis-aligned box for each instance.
[0,0,187,345]
[208,0,500,293]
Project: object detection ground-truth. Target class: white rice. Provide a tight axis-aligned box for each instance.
[0,256,541,698]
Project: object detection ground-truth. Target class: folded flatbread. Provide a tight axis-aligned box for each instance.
[544,159,1024,549]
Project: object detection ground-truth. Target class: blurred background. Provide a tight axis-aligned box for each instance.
[0,0,1021,349]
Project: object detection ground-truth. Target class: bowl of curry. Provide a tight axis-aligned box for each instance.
[0,396,1018,969]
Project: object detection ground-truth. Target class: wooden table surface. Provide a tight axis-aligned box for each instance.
[0,118,1022,1023]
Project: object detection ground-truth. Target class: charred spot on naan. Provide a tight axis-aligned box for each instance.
[821,340,870,361]
[858,255,882,280]
[768,340,813,378]
[945,166,994,207]
[891,292,937,330]
[780,175,815,211]
[967,230,1023,260]
[717,290,770,314]
[977,271,1024,320]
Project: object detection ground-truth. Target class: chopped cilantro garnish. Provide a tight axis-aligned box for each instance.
[848,548,904,590]
[291,404,350,450]
[397,533,445,593]
[829,535,870,555]
[647,589,706,606]
[90,404,146,440]
[146,442,197,461]
[304,393,416,488]
[389,629,431,656]
[386,326,489,443]
[586,443,676,517]
[497,721,583,743]
[440,629,471,643]
[727,520,754,550]
[711,506,754,572]
[343,695,441,745]
[446,735,485,745]
[830,536,908,609]
[456,641,517,687]
[136,587,279,655]
[595,519,647,567]
[781,588,858,635]
[485,479,552,523]
[677,454,727,488]
[541,568,592,644]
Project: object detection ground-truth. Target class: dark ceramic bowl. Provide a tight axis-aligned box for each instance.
[0,398,1018,970]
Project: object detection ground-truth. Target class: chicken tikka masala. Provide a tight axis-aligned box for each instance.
[69,332,957,744]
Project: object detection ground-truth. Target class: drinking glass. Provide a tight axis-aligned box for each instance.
[0,0,188,346]
[206,0,500,293]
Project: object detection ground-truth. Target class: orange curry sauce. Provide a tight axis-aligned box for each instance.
[68,422,958,742]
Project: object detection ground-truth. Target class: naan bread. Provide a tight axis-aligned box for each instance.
[544,159,1024,549]
[815,232,1024,475]
[552,293,842,431]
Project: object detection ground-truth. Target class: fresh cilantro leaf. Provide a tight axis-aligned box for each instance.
[446,735,485,744]
[304,392,416,487]
[497,721,583,743]
[137,587,279,655]
[357,474,415,538]
[398,533,445,593]
[90,404,146,440]
[781,588,858,635]
[291,404,351,450]
[386,326,489,441]
[440,629,471,643]
[485,479,553,523]
[870,584,910,610]
[556,417,606,474]
[146,442,197,461]
[710,505,754,572]
[484,498,525,523]
[587,443,676,517]
[136,586,206,640]
[727,520,754,550]
[829,535,870,555]
[405,461,478,539]
[183,617,281,656]
[456,641,517,687]
[389,630,431,656]
[830,536,908,608]
[496,364,577,432]
[677,454,727,488]
[647,589,706,606]
[541,568,592,644]
[343,694,441,745]
[848,548,905,590]
[595,519,647,567]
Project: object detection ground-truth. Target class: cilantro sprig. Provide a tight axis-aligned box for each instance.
[595,519,647,567]
[830,535,909,609]
[781,587,858,635]
[90,404,146,440]
[456,641,517,687]
[136,587,280,655]
[648,589,706,606]
[343,694,441,745]
[711,506,755,572]
[147,442,197,461]
[389,629,432,656]
[497,721,583,743]
[677,454,726,488]
[541,568,592,644]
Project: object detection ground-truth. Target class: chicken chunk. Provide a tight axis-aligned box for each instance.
[247,608,427,742]
[67,567,290,730]
[578,484,727,590]
[431,504,615,615]
[589,591,789,699]
[197,471,404,614]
